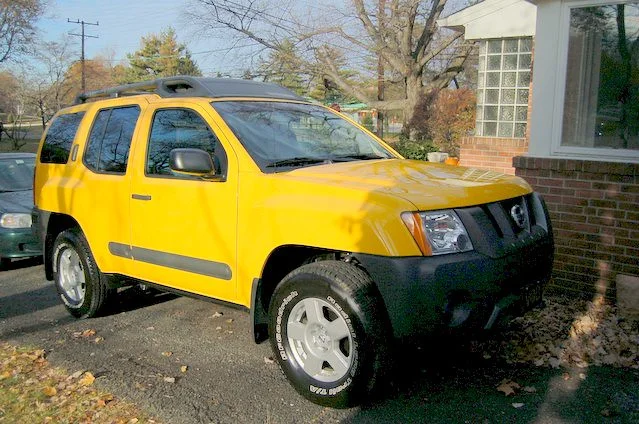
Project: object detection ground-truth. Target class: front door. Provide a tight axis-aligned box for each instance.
[127,103,238,302]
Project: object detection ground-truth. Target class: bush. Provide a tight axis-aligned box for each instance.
[408,88,476,157]
[392,136,437,161]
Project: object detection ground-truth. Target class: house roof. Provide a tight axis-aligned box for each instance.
[437,0,537,40]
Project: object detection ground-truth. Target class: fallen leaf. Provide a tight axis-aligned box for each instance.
[161,351,172,357]
[264,356,275,364]
[180,366,188,373]
[497,379,520,396]
[42,386,57,397]
[562,373,571,381]
[225,318,234,323]
[79,372,95,386]
[512,403,525,409]
[211,312,223,318]
[129,419,139,424]
[163,376,176,383]
[146,326,155,331]
[81,329,96,338]
[215,326,222,331]
[94,337,104,343]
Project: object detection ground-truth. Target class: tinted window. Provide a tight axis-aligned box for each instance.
[84,106,139,173]
[40,112,85,164]
[147,109,226,178]
[84,111,109,170]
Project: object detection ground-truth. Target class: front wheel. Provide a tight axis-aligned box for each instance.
[52,228,113,318]
[268,261,389,408]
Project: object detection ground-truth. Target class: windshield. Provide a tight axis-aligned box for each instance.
[0,157,35,192]
[212,101,396,172]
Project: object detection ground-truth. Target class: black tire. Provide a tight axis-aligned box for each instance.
[268,260,389,408]
[52,228,113,318]
[0,257,10,269]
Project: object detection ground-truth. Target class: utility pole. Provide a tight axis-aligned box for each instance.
[68,19,99,93]
[376,0,385,139]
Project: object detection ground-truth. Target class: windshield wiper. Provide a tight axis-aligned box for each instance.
[265,157,328,168]
[331,153,388,161]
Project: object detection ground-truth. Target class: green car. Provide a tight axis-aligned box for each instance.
[0,153,41,268]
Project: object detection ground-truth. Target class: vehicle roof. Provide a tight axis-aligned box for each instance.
[0,152,36,159]
[75,76,305,104]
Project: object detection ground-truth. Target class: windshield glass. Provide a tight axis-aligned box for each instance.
[0,157,35,192]
[212,101,395,172]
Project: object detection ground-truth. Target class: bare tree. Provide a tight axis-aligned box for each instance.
[186,0,473,135]
[0,0,44,63]
[18,37,77,128]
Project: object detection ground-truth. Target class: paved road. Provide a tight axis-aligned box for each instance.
[1,260,638,423]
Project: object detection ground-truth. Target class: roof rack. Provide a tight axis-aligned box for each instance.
[74,76,305,104]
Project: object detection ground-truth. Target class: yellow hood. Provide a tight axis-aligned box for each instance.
[283,159,531,211]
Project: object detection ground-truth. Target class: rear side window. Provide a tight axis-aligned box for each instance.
[146,108,226,178]
[40,112,85,164]
[84,106,140,173]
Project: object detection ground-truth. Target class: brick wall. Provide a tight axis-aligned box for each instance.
[460,136,529,175]
[513,156,639,299]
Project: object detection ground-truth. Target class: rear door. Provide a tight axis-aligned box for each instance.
[126,102,238,302]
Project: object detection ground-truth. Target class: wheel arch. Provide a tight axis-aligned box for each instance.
[43,213,82,280]
[251,245,345,343]
[250,245,387,344]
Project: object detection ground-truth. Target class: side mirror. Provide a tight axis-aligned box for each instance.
[169,148,216,177]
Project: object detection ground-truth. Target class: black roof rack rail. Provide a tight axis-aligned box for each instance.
[74,76,305,104]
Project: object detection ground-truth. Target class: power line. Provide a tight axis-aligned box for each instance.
[68,19,99,92]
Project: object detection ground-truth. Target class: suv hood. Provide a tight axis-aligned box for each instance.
[284,159,531,210]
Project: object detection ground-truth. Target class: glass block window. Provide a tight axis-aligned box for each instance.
[476,37,532,138]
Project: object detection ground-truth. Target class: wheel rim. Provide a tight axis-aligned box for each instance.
[287,297,353,383]
[58,247,86,305]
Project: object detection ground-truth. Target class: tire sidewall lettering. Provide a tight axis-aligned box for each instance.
[274,285,360,398]
[275,290,298,361]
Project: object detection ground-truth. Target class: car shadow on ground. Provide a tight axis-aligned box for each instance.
[347,338,639,423]
[109,286,179,315]
[0,256,43,272]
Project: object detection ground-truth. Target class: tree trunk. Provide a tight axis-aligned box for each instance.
[403,74,423,139]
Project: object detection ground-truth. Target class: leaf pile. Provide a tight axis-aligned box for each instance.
[0,342,157,423]
[476,295,639,369]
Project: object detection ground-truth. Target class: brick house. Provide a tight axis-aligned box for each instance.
[439,0,639,300]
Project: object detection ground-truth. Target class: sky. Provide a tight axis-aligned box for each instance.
[37,0,249,76]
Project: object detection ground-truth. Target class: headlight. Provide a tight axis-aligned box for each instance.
[0,213,32,229]
[401,210,473,255]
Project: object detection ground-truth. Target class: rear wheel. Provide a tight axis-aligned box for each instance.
[52,229,113,318]
[268,260,389,408]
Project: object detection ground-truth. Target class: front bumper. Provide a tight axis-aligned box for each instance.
[354,192,554,339]
[0,227,42,259]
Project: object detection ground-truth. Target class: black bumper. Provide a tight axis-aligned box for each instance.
[353,193,554,339]
[354,238,552,338]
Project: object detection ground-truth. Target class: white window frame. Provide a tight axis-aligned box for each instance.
[530,0,639,162]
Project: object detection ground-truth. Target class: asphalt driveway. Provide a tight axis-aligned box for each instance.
[1,260,638,423]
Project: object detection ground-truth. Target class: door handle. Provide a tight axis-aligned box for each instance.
[132,194,152,201]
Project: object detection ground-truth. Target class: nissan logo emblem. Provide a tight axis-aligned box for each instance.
[510,205,527,229]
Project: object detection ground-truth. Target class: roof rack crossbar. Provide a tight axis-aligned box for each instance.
[74,75,304,104]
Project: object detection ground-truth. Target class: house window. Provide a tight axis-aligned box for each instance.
[476,37,532,138]
[561,2,639,150]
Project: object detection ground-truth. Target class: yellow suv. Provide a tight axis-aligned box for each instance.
[33,76,553,408]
